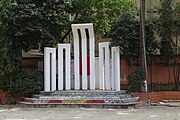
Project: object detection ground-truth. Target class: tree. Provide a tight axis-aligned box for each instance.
[0,0,137,52]
[158,0,180,90]
[110,12,158,69]
[158,0,174,64]
[109,11,158,93]
[61,0,137,40]
[1,0,72,52]
[0,0,72,85]
[172,3,180,90]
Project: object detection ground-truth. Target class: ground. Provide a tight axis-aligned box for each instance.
[0,106,179,120]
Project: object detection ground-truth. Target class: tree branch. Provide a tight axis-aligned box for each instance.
[59,13,79,43]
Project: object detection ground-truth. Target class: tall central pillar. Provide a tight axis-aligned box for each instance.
[72,23,95,90]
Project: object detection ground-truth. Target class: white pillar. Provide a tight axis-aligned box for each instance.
[58,44,71,90]
[81,29,88,90]
[111,47,120,91]
[99,42,110,90]
[72,25,80,90]
[72,23,95,90]
[88,25,95,90]
[44,47,56,91]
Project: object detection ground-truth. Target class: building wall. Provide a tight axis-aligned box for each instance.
[134,0,179,13]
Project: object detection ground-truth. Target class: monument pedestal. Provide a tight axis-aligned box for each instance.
[19,90,143,108]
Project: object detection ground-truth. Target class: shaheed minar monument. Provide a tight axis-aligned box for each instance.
[19,24,140,107]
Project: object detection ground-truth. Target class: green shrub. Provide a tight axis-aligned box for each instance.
[0,71,43,94]
[128,70,144,92]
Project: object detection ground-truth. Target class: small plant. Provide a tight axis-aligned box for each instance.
[0,70,43,104]
[13,71,43,94]
[128,70,144,92]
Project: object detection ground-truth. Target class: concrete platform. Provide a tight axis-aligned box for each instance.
[19,90,144,108]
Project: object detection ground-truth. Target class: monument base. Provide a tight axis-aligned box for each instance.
[18,90,144,108]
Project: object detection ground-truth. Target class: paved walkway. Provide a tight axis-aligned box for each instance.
[0,106,179,120]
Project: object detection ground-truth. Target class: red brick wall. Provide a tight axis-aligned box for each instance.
[21,55,179,85]
[0,91,7,104]
[133,92,180,103]
[120,55,180,85]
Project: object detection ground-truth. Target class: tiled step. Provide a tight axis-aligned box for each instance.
[24,97,139,103]
[19,90,142,108]
[32,94,132,99]
[19,101,145,109]
[39,90,127,96]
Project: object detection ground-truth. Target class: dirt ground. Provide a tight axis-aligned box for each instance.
[0,106,179,120]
